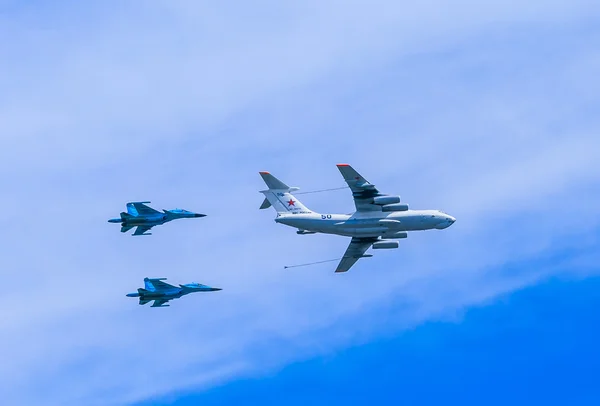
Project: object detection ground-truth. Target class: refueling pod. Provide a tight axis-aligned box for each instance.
[297,229,317,235]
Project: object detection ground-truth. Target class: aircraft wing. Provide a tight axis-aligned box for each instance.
[336,164,382,212]
[145,278,177,291]
[335,237,376,273]
[133,225,153,236]
[151,298,171,307]
[127,202,161,216]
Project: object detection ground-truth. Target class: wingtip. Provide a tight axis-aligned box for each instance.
[259,171,270,175]
[336,163,350,167]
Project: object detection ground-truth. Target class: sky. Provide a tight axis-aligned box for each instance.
[156,274,600,406]
[0,1,599,405]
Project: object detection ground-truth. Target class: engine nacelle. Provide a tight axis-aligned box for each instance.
[373,195,401,205]
[382,203,409,212]
[386,231,407,239]
[372,241,399,249]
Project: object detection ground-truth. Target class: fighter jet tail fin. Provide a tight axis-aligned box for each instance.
[143,280,157,292]
[120,212,133,220]
[259,171,314,214]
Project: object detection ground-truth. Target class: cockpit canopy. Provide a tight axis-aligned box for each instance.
[168,208,196,215]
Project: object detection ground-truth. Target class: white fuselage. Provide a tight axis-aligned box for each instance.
[275,209,455,238]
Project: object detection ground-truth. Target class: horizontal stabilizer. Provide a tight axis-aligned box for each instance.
[133,226,152,236]
[151,299,170,307]
[259,197,272,210]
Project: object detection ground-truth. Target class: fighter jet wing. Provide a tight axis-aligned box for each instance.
[144,278,177,291]
[335,237,377,273]
[336,164,382,212]
[133,225,153,236]
[151,298,171,307]
[127,202,161,216]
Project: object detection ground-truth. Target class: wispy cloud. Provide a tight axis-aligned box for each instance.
[0,1,599,405]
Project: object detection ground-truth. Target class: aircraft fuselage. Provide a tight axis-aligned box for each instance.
[108,214,169,225]
[126,289,184,299]
[275,209,455,238]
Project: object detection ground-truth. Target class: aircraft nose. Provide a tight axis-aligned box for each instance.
[209,287,222,292]
[435,215,456,229]
[444,216,456,228]
[194,213,207,218]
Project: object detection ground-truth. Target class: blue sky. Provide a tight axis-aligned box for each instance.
[0,1,599,405]
[158,274,600,406]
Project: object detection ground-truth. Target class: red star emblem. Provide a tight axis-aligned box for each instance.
[287,199,296,206]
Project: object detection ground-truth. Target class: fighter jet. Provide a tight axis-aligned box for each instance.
[108,201,206,236]
[259,164,456,273]
[126,277,222,307]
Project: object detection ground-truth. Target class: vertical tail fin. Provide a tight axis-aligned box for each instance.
[258,172,313,214]
[143,278,157,292]
[260,172,290,190]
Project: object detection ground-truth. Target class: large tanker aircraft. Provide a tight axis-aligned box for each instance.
[259,164,455,273]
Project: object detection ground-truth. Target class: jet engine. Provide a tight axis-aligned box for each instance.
[386,231,408,239]
[372,240,399,249]
[381,203,409,212]
[373,195,401,205]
